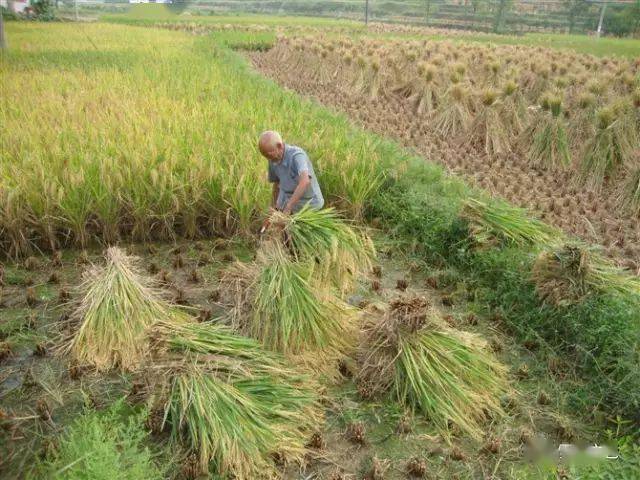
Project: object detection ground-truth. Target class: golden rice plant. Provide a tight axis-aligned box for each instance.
[356,296,508,440]
[64,247,182,372]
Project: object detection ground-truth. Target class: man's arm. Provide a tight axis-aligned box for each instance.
[283,171,310,214]
[271,181,279,208]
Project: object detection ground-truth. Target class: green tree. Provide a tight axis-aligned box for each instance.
[492,0,513,33]
[563,0,588,33]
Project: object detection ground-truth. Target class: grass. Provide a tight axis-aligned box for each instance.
[37,398,162,480]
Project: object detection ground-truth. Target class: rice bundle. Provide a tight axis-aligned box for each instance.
[461,198,560,247]
[433,84,472,137]
[467,89,511,156]
[522,95,571,170]
[147,321,321,479]
[532,244,640,306]
[65,248,322,479]
[267,207,374,292]
[356,295,508,440]
[65,247,183,372]
[580,106,634,189]
[220,241,356,358]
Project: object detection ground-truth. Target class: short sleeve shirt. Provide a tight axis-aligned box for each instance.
[268,144,324,212]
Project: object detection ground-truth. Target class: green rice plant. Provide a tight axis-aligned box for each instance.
[532,243,640,306]
[461,198,560,248]
[521,94,571,170]
[580,106,634,189]
[39,398,162,480]
[467,89,511,156]
[64,247,180,372]
[220,242,356,357]
[268,206,374,291]
[356,296,508,440]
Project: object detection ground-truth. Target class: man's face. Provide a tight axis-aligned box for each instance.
[260,142,284,163]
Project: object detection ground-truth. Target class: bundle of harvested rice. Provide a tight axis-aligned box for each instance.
[64,247,184,372]
[220,242,356,358]
[147,321,321,479]
[461,198,559,247]
[532,243,640,306]
[356,295,508,440]
[267,207,374,292]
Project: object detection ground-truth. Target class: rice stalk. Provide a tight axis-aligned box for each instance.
[461,198,560,247]
[157,360,319,479]
[620,163,640,217]
[521,96,571,170]
[219,242,357,358]
[64,247,184,372]
[467,90,510,156]
[433,84,472,137]
[268,206,374,292]
[532,243,640,305]
[356,296,508,440]
[580,106,634,189]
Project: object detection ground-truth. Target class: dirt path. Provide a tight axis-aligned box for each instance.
[249,49,640,274]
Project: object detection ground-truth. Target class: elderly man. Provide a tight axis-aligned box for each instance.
[258,131,324,214]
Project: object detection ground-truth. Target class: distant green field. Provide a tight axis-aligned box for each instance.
[103,6,640,59]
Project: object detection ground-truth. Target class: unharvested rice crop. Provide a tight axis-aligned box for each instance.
[0,24,389,257]
[356,295,508,440]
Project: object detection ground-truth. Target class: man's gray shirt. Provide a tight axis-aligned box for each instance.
[268,144,324,212]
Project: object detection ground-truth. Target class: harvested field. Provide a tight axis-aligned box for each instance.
[250,37,640,273]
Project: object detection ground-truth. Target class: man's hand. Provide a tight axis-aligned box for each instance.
[283,171,310,215]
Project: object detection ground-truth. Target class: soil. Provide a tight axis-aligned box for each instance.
[249,46,640,274]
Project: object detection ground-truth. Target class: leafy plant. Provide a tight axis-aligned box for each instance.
[39,399,161,480]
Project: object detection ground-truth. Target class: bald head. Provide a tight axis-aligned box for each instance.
[258,131,285,162]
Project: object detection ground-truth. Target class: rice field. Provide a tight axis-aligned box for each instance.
[1,17,640,480]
